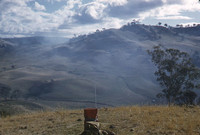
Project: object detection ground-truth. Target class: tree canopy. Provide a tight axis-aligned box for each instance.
[148,45,200,105]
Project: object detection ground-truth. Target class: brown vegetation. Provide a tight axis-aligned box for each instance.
[0,106,200,135]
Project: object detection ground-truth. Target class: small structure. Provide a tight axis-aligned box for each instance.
[81,108,115,135]
[84,108,98,130]
[84,108,98,121]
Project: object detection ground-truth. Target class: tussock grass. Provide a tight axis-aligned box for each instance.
[0,106,200,135]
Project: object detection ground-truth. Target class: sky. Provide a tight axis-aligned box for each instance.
[0,0,200,38]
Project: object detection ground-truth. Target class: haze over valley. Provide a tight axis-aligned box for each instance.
[1,23,200,108]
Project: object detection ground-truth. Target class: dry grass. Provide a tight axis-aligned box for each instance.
[0,106,200,135]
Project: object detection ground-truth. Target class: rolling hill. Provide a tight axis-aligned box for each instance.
[0,24,200,107]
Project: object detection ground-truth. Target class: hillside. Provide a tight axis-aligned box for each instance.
[0,24,200,107]
[0,106,200,135]
[0,100,46,116]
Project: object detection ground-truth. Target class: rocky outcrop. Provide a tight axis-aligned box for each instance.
[81,121,115,135]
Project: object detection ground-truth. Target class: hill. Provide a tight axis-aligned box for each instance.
[0,100,47,116]
[0,24,200,107]
[0,106,200,135]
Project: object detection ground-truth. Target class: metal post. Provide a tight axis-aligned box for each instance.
[94,83,97,108]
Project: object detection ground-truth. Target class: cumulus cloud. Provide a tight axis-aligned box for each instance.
[0,0,200,37]
[139,0,200,21]
[67,0,166,24]
[0,0,74,37]
[34,2,46,11]
[73,2,106,24]
[105,0,164,19]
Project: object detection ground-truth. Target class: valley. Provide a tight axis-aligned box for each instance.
[0,24,200,108]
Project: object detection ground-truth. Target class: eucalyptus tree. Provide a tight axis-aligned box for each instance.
[148,45,200,106]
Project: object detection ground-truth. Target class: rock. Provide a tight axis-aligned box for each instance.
[77,118,82,121]
[81,122,115,135]
[84,121,100,131]
[48,118,53,121]
[19,126,27,129]
[109,125,115,129]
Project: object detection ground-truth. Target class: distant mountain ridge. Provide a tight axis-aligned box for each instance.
[0,24,200,107]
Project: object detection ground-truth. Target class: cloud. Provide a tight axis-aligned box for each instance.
[0,0,200,38]
[46,0,66,4]
[34,2,46,11]
[67,0,165,24]
[105,0,164,19]
[97,0,128,6]
[58,17,126,37]
[0,0,30,12]
[139,0,200,21]
[157,16,192,20]
[72,2,106,24]
[0,0,74,37]
[71,0,166,22]
[0,0,53,36]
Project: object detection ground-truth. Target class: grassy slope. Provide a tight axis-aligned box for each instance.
[0,106,200,135]
[0,100,46,116]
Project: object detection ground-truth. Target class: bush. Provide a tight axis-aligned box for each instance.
[176,90,197,105]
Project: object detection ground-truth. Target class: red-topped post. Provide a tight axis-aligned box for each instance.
[84,108,98,130]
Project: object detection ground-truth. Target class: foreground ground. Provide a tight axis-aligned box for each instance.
[0,106,200,135]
